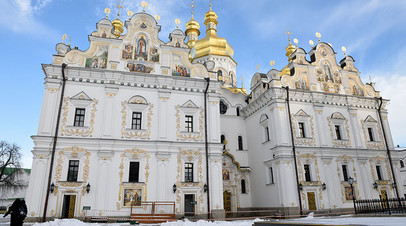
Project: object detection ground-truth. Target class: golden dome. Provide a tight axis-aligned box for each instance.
[185,18,200,48]
[112,17,123,38]
[190,7,234,61]
[286,41,296,60]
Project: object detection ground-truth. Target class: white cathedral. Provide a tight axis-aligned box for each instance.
[26,2,406,221]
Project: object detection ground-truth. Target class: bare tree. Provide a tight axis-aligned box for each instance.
[0,141,23,187]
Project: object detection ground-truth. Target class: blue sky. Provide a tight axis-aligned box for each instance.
[1,0,406,168]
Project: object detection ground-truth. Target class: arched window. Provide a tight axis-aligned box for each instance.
[236,107,240,116]
[401,160,405,168]
[220,101,228,114]
[241,179,246,194]
[221,135,226,150]
[217,70,223,79]
[238,136,243,150]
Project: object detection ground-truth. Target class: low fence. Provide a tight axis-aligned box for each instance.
[355,197,406,215]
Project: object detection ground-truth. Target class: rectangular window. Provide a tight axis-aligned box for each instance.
[335,125,342,140]
[368,127,374,141]
[298,122,306,138]
[269,167,274,184]
[67,160,79,182]
[342,165,349,181]
[376,165,383,180]
[74,108,85,127]
[185,115,193,132]
[304,164,311,182]
[265,127,270,142]
[185,163,194,182]
[129,162,140,182]
[131,112,142,130]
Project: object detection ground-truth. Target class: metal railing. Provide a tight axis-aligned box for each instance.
[355,196,406,215]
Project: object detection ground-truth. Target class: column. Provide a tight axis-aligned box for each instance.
[158,91,171,140]
[102,86,118,137]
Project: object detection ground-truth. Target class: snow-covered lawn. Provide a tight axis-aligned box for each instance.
[283,214,406,226]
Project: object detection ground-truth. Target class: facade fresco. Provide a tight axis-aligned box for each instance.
[85,46,108,68]
[124,188,142,206]
[135,35,148,61]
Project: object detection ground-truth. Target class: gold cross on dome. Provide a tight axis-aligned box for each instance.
[209,0,213,10]
[114,0,124,17]
[189,0,196,18]
[285,28,292,42]
[240,74,244,87]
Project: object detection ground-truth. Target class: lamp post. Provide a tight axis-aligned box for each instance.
[348,177,357,215]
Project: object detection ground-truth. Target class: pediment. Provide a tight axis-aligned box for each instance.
[181,100,198,109]
[295,109,309,117]
[71,91,92,101]
[128,95,148,105]
[365,115,377,123]
[331,112,345,120]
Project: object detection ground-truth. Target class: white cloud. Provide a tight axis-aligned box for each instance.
[372,74,406,147]
[0,0,55,37]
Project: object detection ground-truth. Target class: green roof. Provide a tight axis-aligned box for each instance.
[2,167,31,175]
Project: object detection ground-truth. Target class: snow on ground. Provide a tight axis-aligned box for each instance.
[0,215,405,226]
[162,218,263,226]
[284,215,406,226]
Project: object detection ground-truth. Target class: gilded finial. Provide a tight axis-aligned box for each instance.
[104,8,111,18]
[62,34,67,44]
[68,36,71,46]
[209,0,212,10]
[154,15,161,24]
[285,28,292,43]
[309,40,314,48]
[369,75,372,84]
[141,1,148,12]
[342,46,347,56]
[175,19,181,28]
[293,38,298,47]
[315,32,321,42]
[270,60,275,69]
[189,0,196,19]
[127,10,134,19]
[257,64,259,72]
[114,1,124,18]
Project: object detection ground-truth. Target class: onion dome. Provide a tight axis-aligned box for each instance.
[185,17,200,48]
[191,5,234,61]
[112,16,123,38]
[280,38,296,76]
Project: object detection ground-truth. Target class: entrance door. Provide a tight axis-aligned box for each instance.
[62,195,76,218]
[307,192,316,210]
[223,190,231,217]
[184,194,195,216]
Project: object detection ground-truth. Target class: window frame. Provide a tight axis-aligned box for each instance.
[238,136,243,150]
[131,112,142,130]
[335,125,342,140]
[367,127,375,142]
[74,108,86,127]
[185,115,193,132]
[342,164,349,181]
[184,162,194,182]
[129,162,140,183]
[265,127,270,142]
[298,122,306,138]
[376,165,383,181]
[219,101,228,114]
[67,160,79,182]
[241,179,247,194]
[304,164,311,182]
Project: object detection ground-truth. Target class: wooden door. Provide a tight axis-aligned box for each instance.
[307,192,316,210]
[62,195,76,218]
[223,190,231,217]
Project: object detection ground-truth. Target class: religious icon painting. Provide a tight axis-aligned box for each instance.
[124,188,142,207]
[122,44,133,59]
[134,35,148,61]
[295,74,309,90]
[222,169,230,180]
[150,47,159,62]
[344,186,355,201]
[127,61,153,73]
[85,46,108,68]
[172,55,190,77]
[140,22,147,29]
